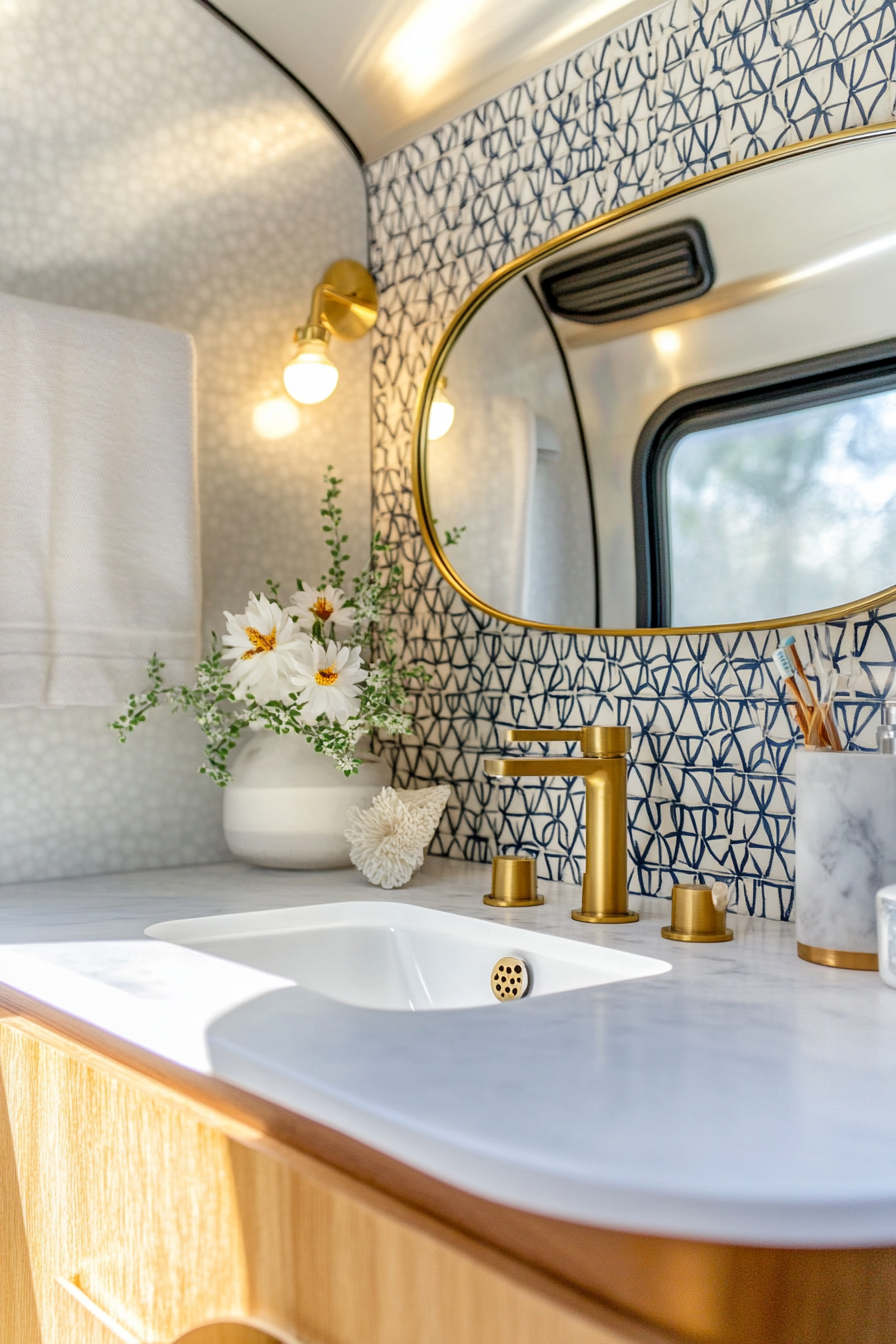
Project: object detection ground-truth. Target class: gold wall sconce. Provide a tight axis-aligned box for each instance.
[283,259,378,405]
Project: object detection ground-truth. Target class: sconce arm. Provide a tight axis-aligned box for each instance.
[302,262,379,341]
[309,282,372,330]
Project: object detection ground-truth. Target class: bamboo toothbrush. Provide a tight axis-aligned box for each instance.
[817,665,844,751]
[781,636,842,750]
[772,646,812,742]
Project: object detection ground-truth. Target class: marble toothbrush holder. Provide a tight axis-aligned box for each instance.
[796,750,896,970]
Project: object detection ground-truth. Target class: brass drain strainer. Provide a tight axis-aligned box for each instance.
[491,957,530,1001]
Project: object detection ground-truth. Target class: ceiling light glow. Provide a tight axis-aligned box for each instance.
[381,0,488,98]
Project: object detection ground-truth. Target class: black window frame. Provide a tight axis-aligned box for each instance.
[631,336,896,628]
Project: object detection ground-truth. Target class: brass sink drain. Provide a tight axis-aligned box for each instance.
[491,957,530,1001]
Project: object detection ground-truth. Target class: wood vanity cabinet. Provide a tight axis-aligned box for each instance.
[1,1000,894,1344]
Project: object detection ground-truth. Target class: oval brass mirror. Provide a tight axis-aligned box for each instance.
[413,123,896,634]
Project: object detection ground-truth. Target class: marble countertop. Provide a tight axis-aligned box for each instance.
[1,856,895,1247]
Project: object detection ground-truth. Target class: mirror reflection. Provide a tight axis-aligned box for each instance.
[425,276,597,627]
[419,130,896,631]
[664,385,896,627]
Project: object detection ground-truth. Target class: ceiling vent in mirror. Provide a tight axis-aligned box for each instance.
[538,220,714,325]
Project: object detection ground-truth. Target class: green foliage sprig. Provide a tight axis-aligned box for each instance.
[320,467,349,589]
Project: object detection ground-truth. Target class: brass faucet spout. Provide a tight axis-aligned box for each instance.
[483,725,636,924]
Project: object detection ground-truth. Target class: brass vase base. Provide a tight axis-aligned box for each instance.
[483,894,544,908]
[797,941,878,971]
[572,909,639,924]
[662,926,733,943]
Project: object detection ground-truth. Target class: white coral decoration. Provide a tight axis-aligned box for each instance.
[286,583,355,638]
[345,786,451,890]
[221,593,308,704]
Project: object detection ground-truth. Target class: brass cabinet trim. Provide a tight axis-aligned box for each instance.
[411,120,896,638]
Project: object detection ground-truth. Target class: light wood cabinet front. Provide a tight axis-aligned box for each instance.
[0,1016,661,1344]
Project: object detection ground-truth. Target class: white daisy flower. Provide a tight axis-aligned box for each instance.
[286,583,355,637]
[291,639,367,724]
[221,593,308,704]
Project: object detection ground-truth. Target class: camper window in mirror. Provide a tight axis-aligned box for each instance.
[642,351,896,628]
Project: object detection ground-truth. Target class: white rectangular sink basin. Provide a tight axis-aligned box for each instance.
[145,902,670,1012]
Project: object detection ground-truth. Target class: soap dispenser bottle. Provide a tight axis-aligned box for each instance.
[877,701,896,753]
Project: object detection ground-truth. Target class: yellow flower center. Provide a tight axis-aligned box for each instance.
[315,663,339,686]
[241,626,277,660]
[311,596,335,622]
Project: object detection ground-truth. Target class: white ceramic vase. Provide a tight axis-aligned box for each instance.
[223,731,391,870]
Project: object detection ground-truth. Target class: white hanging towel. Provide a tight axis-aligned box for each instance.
[0,290,200,706]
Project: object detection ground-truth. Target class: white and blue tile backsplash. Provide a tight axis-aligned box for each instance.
[365,0,896,919]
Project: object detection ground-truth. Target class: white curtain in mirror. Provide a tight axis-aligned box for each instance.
[428,277,596,626]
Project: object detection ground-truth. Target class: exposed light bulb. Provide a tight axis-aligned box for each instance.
[653,328,681,355]
[283,337,339,405]
[428,378,455,441]
[252,395,301,439]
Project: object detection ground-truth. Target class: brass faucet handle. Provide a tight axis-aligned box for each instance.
[505,728,582,743]
[484,757,598,777]
[505,726,631,758]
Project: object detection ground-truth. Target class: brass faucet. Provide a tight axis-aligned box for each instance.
[483,725,637,924]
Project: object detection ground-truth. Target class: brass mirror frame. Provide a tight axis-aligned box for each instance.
[411,121,896,636]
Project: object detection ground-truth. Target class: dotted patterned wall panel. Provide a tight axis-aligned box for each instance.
[366,0,896,919]
[0,0,368,883]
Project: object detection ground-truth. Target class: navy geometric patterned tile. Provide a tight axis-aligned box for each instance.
[367,0,896,919]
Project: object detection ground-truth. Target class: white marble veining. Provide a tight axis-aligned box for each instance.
[796,751,896,953]
[878,887,896,988]
[1,857,896,1246]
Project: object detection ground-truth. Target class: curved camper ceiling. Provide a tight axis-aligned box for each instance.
[208,0,658,161]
